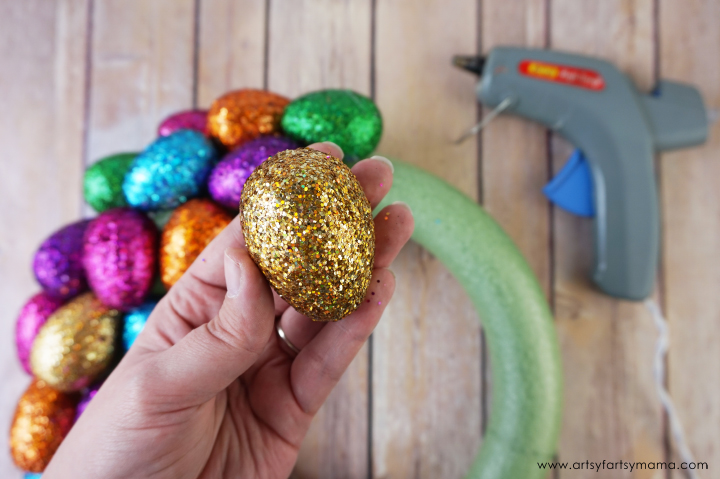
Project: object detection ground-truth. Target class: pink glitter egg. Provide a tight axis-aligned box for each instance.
[83,208,157,310]
[15,292,65,374]
[33,220,90,299]
[157,110,208,137]
[208,136,298,208]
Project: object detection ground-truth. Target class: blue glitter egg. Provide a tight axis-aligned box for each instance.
[25,474,42,479]
[123,130,217,210]
[123,300,157,350]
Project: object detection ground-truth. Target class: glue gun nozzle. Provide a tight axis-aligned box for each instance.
[452,55,486,76]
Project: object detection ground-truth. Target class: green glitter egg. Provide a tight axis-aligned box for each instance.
[84,153,137,212]
[281,89,382,163]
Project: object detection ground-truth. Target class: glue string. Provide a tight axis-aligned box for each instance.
[645,299,699,479]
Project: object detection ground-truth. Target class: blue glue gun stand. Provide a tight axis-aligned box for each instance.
[455,47,709,300]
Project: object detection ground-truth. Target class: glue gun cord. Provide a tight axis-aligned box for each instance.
[645,299,699,479]
[454,96,514,144]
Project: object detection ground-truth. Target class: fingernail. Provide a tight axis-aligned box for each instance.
[391,201,413,216]
[321,141,344,157]
[225,249,243,298]
[370,155,394,173]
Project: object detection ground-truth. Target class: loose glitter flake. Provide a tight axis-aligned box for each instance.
[241,148,375,321]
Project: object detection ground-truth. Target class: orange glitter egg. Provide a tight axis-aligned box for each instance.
[160,199,233,288]
[10,380,77,473]
[207,89,290,149]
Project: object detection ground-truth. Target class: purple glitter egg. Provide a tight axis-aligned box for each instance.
[83,208,157,310]
[157,109,208,137]
[208,136,298,209]
[33,220,90,299]
[75,382,101,420]
[15,292,65,374]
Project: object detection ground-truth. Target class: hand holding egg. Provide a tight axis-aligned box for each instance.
[11,87,410,478]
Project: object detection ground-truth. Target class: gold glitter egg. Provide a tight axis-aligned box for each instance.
[160,198,233,288]
[10,380,77,472]
[207,89,290,149]
[240,148,375,321]
[30,292,120,392]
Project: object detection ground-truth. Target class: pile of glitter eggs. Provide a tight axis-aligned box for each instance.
[10,88,382,476]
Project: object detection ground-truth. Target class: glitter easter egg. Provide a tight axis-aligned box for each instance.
[207,89,290,149]
[281,89,382,162]
[10,380,77,473]
[208,136,298,209]
[123,300,157,350]
[30,292,120,392]
[158,109,208,137]
[33,220,90,299]
[241,148,374,321]
[83,208,157,310]
[75,382,101,419]
[25,473,43,479]
[148,208,174,230]
[15,293,65,374]
[160,199,232,288]
[84,152,137,212]
[123,130,217,211]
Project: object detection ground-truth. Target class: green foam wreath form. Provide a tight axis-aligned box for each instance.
[375,160,563,479]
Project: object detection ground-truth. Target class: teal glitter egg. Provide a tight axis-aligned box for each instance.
[123,300,157,350]
[84,153,137,212]
[123,130,217,211]
[281,89,382,162]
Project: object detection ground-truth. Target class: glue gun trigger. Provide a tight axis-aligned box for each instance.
[543,149,595,217]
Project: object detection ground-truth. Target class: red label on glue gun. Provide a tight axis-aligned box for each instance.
[519,60,605,91]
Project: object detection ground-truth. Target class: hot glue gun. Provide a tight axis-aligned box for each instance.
[454,47,709,301]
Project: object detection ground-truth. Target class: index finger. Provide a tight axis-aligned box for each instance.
[308,142,394,209]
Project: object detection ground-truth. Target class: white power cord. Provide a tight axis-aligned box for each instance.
[645,299,699,479]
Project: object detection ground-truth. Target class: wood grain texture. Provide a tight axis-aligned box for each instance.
[87,0,196,164]
[4,2,720,478]
[479,6,549,476]
[481,1,550,294]
[197,0,266,107]
[266,1,373,477]
[0,1,90,477]
[550,2,664,477]
[267,0,372,98]
[372,1,482,478]
[659,0,720,475]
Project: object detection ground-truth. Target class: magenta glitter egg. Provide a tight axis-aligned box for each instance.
[75,382,101,420]
[157,110,208,137]
[33,220,90,299]
[208,136,298,208]
[83,208,157,310]
[15,292,65,374]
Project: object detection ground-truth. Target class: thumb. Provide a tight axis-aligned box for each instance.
[155,247,275,402]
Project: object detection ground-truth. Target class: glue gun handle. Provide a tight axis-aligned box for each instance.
[561,119,659,301]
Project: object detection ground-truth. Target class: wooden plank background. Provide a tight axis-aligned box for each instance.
[1,1,718,478]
